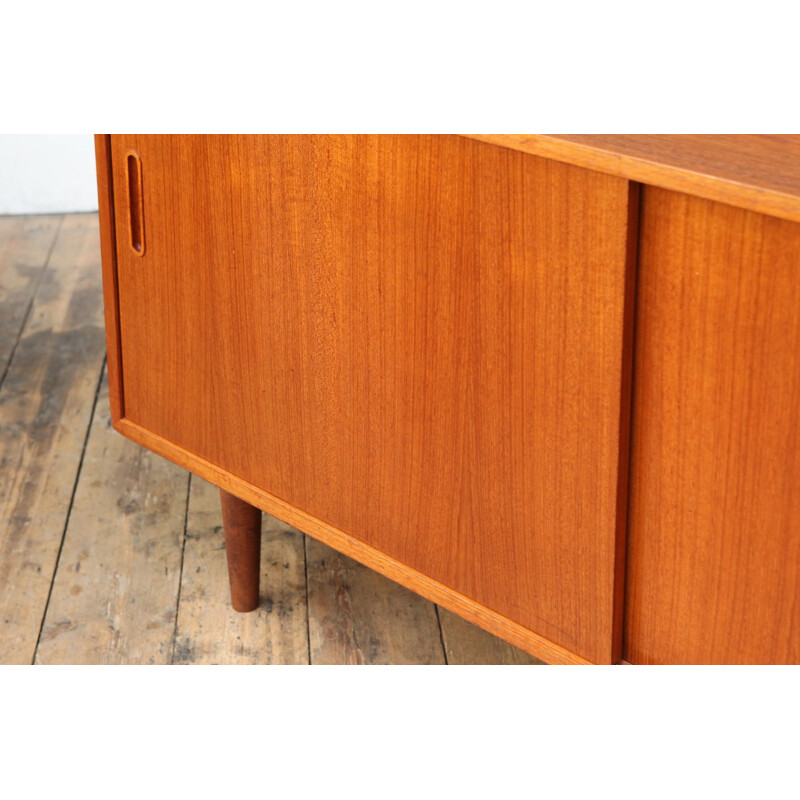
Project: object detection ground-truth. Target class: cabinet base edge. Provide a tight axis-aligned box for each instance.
[115,417,597,665]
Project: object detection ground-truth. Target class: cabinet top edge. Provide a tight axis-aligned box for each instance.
[462,134,800,224]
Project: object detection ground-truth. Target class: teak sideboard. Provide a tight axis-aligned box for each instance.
[94,134,800,665]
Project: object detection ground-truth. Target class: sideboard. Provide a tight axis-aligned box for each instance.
[95,134,800,664]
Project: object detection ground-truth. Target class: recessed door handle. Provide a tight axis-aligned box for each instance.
[126,151,145,256]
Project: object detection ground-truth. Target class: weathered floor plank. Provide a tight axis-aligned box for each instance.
[306,536,446,665]
[437,607,546,665]
[0,215,107,664]
[36,370,190,664]
[173,477,309,664]
[0,215,62,387]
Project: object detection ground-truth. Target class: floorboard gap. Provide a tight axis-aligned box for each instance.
[434,605,449,665]
[303,534,312,665]
[169,472,193,664]
[31,354,106,664]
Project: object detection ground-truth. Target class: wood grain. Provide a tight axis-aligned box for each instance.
[625,187,800,665]
[464,135,800,224]
[36,369,189,665]
[109,134,636,664]
[0,216,106,664]
[306,536,445,665]
[173,476,309,664]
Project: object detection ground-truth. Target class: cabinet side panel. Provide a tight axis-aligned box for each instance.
[94,134,124,422]
[112,135,634,663]
[626,187,800,664]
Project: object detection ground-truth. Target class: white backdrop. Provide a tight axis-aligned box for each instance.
[0,135,98,215]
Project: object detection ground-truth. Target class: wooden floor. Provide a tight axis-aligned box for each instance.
[0,214,543,665]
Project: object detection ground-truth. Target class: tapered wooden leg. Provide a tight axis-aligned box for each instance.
[219,489,262,612]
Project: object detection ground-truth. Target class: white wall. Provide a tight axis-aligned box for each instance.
[0,135,98,215]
